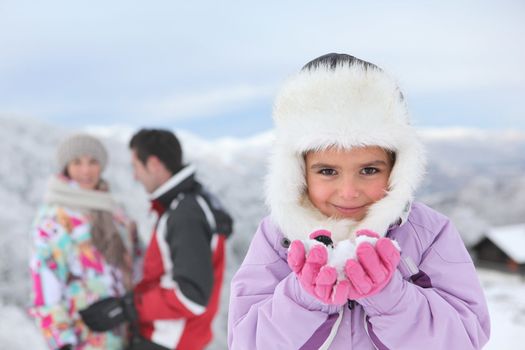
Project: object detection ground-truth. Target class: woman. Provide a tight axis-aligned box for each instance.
[29,134,142,350]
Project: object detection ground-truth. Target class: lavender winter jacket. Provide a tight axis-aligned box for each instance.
[228,202,490,349]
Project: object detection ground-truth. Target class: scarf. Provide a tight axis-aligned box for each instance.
[45,176,133,289]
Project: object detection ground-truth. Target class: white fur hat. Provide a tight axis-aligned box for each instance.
[266,54,426,242]
[56,133,108,172]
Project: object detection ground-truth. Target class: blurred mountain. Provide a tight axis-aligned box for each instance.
[0,116,524,349]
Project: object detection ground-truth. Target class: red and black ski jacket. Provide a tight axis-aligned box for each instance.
[134,165,233,350]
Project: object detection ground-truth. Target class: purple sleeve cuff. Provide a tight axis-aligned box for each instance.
[284,273,342,315]
[357,270,406,316]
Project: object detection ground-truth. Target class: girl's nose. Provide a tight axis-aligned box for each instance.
[339,177,360,199]
[81,163,96,175]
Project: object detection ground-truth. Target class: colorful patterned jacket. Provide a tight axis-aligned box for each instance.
[29,177,142,350]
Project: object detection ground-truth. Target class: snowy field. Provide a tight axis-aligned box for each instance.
[1,268,523,349]
[1,117,524,349]
[480,269,525,349]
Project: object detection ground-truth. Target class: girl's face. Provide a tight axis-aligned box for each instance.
[66,155,102,190]
[305,146,393,221]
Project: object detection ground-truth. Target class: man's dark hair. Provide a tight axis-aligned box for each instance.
[129,128,183,174]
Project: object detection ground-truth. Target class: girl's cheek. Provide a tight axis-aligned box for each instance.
[370,183,389,201]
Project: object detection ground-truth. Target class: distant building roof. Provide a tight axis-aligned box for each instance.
[485,224,525,264]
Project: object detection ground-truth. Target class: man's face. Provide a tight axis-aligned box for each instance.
[131,149,159,194]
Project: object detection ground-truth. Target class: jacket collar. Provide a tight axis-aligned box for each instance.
[150,165,197,215]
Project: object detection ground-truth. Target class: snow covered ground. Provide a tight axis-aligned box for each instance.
[480,269,525,349]
[1,117,524,349]
[2,268,523,349]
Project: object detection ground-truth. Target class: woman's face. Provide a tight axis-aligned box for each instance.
[305,146,393,221]
[66,155,102,190]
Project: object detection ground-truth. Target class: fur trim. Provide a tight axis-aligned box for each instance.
[266,61,426,242]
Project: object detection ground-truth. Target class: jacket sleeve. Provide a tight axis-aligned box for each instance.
[29,215,78,349]
[135,196,214,321]
[228,219,341,350]
[358,219,490,349]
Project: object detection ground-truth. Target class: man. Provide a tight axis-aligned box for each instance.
[81,129,233,350]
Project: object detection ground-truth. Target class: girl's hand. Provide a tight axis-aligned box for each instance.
[344,230,400,299]
[287,230,351,305]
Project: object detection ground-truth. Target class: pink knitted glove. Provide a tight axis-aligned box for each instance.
[344,229,400,299]
[287,230,350,305]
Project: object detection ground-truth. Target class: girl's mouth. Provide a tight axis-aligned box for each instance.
[332,204,366,214]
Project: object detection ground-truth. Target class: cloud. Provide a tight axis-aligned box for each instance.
[139,84,275,122]
[1,0,524,135]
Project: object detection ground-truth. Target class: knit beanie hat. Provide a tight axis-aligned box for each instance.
[56,134,108,172]
[266,53,426,243]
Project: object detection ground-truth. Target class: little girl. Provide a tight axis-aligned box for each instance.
[227,53,490,349]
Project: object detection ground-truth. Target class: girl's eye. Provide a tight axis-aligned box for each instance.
[361,167,379,175]
[319,168,337,176]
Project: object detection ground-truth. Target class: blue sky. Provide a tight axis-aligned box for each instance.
[1,0,524,138]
